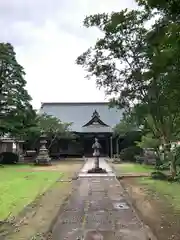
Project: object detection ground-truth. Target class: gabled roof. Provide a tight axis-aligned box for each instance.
[82,110,109,127]
[40,102,123,132]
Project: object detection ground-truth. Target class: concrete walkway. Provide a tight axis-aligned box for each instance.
[52,158,155,239]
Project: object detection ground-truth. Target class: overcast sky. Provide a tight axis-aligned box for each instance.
[0,0,137,109]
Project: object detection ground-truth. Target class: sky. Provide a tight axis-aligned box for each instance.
[0,0,137,109]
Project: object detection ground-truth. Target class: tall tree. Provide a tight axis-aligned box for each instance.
[76,10,150,109]
[76,8,180,176]
[137,0,180,175]
[0,43,33,136]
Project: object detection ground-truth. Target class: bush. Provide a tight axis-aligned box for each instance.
[0,152,19,164]
[151,171,168,180]
[155,161,170,170]
[119,146,143,162]
[135,155,144,164]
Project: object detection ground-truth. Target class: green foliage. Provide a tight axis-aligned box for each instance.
[37,113,74,143]
[76,4,180,177]
[120,131,142,150]
[119,146,143,162]
[137,0,180,20]
[173,145,180,166]
[76,10,150,109]
[37,113,72,136]
[151,171,168,180]
[0,42,34,137]
[25,113,74,150]
[156,161,170,171]
[0,152,19,164]
[9,106,38,140]
[113,118,138,136]
[136,133,160,149]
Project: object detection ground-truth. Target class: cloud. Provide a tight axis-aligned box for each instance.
[0,0,137,109]
[0,0,61,23]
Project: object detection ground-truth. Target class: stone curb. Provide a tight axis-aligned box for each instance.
[42,193,71,240]
[118,179,158,240]
[117,174,150,179]
[41,161,86,239]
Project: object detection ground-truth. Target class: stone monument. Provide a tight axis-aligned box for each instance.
[35,134,51,165]
[88,138,107,173]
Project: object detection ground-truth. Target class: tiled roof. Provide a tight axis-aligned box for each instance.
[40,102,123,132]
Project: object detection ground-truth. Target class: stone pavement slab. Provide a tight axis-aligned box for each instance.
[52,158,156,240]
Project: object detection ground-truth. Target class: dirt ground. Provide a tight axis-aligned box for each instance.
[121,178,180,240]
[0,160,83,240]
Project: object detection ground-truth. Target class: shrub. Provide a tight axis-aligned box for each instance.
[119,146,143,162]
[151,171,168,180]
[0,152,19,164]
[135,155,144,164]
[155,161,170,170]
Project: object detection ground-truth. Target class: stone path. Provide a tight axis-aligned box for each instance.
[78,158,115,177]
[52,158,155,239]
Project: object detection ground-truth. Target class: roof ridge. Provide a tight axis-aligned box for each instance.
[41,101,110,106]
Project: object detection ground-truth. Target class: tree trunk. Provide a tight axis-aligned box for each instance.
[164,142,177,178]
[169,152,177,177]
[170,160,176,178]
[48,135,57,150]
[155,148,162,167]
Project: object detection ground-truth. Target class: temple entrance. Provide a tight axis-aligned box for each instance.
[83,134,110,157]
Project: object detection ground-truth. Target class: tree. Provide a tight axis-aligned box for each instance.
[136,0,180,176]
[136,133,161,158]
[76,10,150,109]
[113,117,139,137]
[76,8,180,177]
[38,113,73,149]
[136,133,160,149]
[137,0,180,21]
[0,42,33,136]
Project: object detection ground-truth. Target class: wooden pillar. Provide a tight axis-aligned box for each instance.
[106,137,109,157]
[116,137,119,156]
[110,136,113,159]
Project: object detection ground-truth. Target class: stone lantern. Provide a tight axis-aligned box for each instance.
[35,133,51,165]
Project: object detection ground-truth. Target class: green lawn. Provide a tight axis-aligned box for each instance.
[0,165,62,220]
[114,163,180,210]
[113,163,180,211]
[114,163,154,174]
[138,177,180,211]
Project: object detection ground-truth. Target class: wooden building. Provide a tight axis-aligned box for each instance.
[40,102,123,158]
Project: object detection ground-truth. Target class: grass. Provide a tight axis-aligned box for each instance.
[138,177,180,211]
[113,162,154,174]
[114,163,180,211]
[0,165,63,220]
